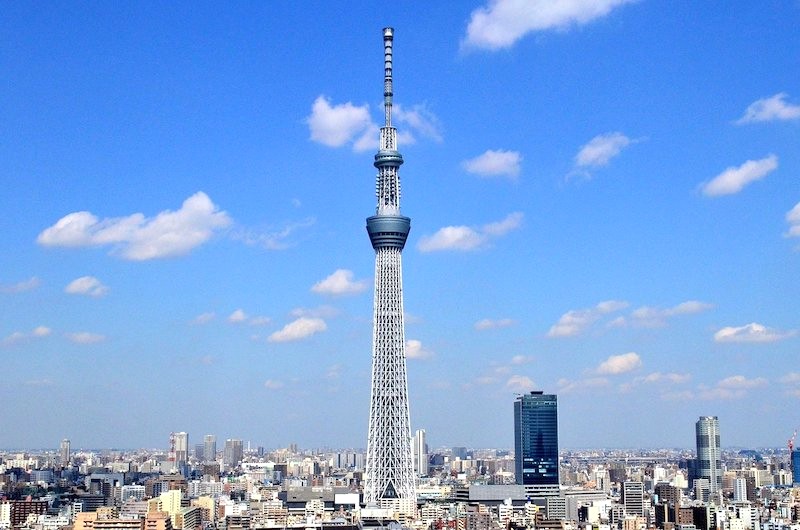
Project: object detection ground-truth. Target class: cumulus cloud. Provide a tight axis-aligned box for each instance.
[418,212,523,252]
[406,339,433,360]
[621,372,691,392]
[231,217,316,251]
[575,132,632,167]
[506,374,536,392]
[698,375,768,400]
[547,300,628,337]
[66,332,106,344]
[736,93,800,124]
[613,300,714,328]
[0,276,41,293]
[65,276,108,298]
[268,317,327,343]
[394,103,443,143]
[264,379,284,390]
[228,309,248,323]
[557,376,609,394]
[192,312,216,325]
[462,149,522,179]
[463,0,636,50]
[475,318,516,330]
[786,202,800,239]
[713,322,796,343]
[37,192,231,260]
[311,269,369,296]
[2,326,52,347]
[510,354,534,365]
[307,96,374,150]
[701,155,778,197]
[597,352,641,375]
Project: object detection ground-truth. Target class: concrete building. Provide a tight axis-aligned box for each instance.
[695,416,722,495]
[413,429,428,477]
[204,435,216,464]
[514,391,559,497]
[223,439,243,469]
[621,481,645,517]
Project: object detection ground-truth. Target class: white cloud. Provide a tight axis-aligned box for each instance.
[698,375,768,400]
[736,93,800,124]
[249,316,271,326]
[406,339,433,360]
[475,375,499,385]
[575,132,632,168]
[621,372,691,392]
[597,352,641,375]
[306,96,374,150]
[418,212,523,252]
[617,300,713,327]
[786,202,800,238]
[192,312,216,325]
[290,305,339,319]
[394,103,443,143]
[228,309,248,323]
[474,318,516,330]
[32,326,51,337]
[2,326,51,347]
[701,154,778,197]
[65,276,108,298]
[510,354,534,365]
[0,276,41,293]
[264,379,284,390]
[506,374,536,392]
[557,376,609,394]
[311,269,369,296]
[37,192,231,260]
[547,299,628,337]
[268,317,327,343]
[780,372,800,385]
[66,331,106,344]
[714,322,796,343]
[462,149,522,179]
[233,217,316,251]
[463,0,636,50]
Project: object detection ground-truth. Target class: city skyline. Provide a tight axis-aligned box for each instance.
[1,2,799,450]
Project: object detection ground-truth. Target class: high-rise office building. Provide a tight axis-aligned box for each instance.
[363,27,416,509]
[412,429,428,476]
[622,481,645,516]
[223,439,243,469]
[695,416,722,495]
[204,435,216,463]
[514,391,559,496]
[792,449,800,487]
[174,432,188,466]
[60,438,70,466]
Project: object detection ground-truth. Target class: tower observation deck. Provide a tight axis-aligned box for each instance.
[363,27,416,512]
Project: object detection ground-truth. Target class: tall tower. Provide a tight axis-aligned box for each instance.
[514,391,560,497]
[364,27,416,508]
[60,438,70,467]
[204,434,217,463]
[695,416,722,495]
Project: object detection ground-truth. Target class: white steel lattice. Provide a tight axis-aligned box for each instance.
[364,247,415,504]
[363,27,416,508]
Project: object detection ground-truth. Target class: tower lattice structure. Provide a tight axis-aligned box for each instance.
[364,27,416,507]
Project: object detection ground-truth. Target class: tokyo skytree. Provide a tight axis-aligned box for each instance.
[363,27,416,507]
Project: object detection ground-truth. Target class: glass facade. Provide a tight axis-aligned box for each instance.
[514,391,559,485]
[792,449,800,487]
[695,416,722,494]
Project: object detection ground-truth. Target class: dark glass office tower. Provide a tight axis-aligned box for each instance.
[514,391,559,489]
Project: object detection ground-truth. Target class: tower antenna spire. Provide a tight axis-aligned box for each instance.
[364,27,416,514]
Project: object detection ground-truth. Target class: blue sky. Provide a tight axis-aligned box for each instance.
[2,1,799,451]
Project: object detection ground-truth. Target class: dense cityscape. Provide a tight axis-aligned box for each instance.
[3,3,799,530]
[2,408,800,530]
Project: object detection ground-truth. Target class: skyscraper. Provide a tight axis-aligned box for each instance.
[412,429,428,477]
[204,434,217,463]
[60,438,70,466]
[695,416,722,495]
[223,439,243,469]
[514,391,559,496]
[364,27,416,509]
[174,432,188,466]
[792,449,800,487]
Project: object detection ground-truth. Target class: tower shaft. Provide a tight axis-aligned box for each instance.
[364,27,416,508]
